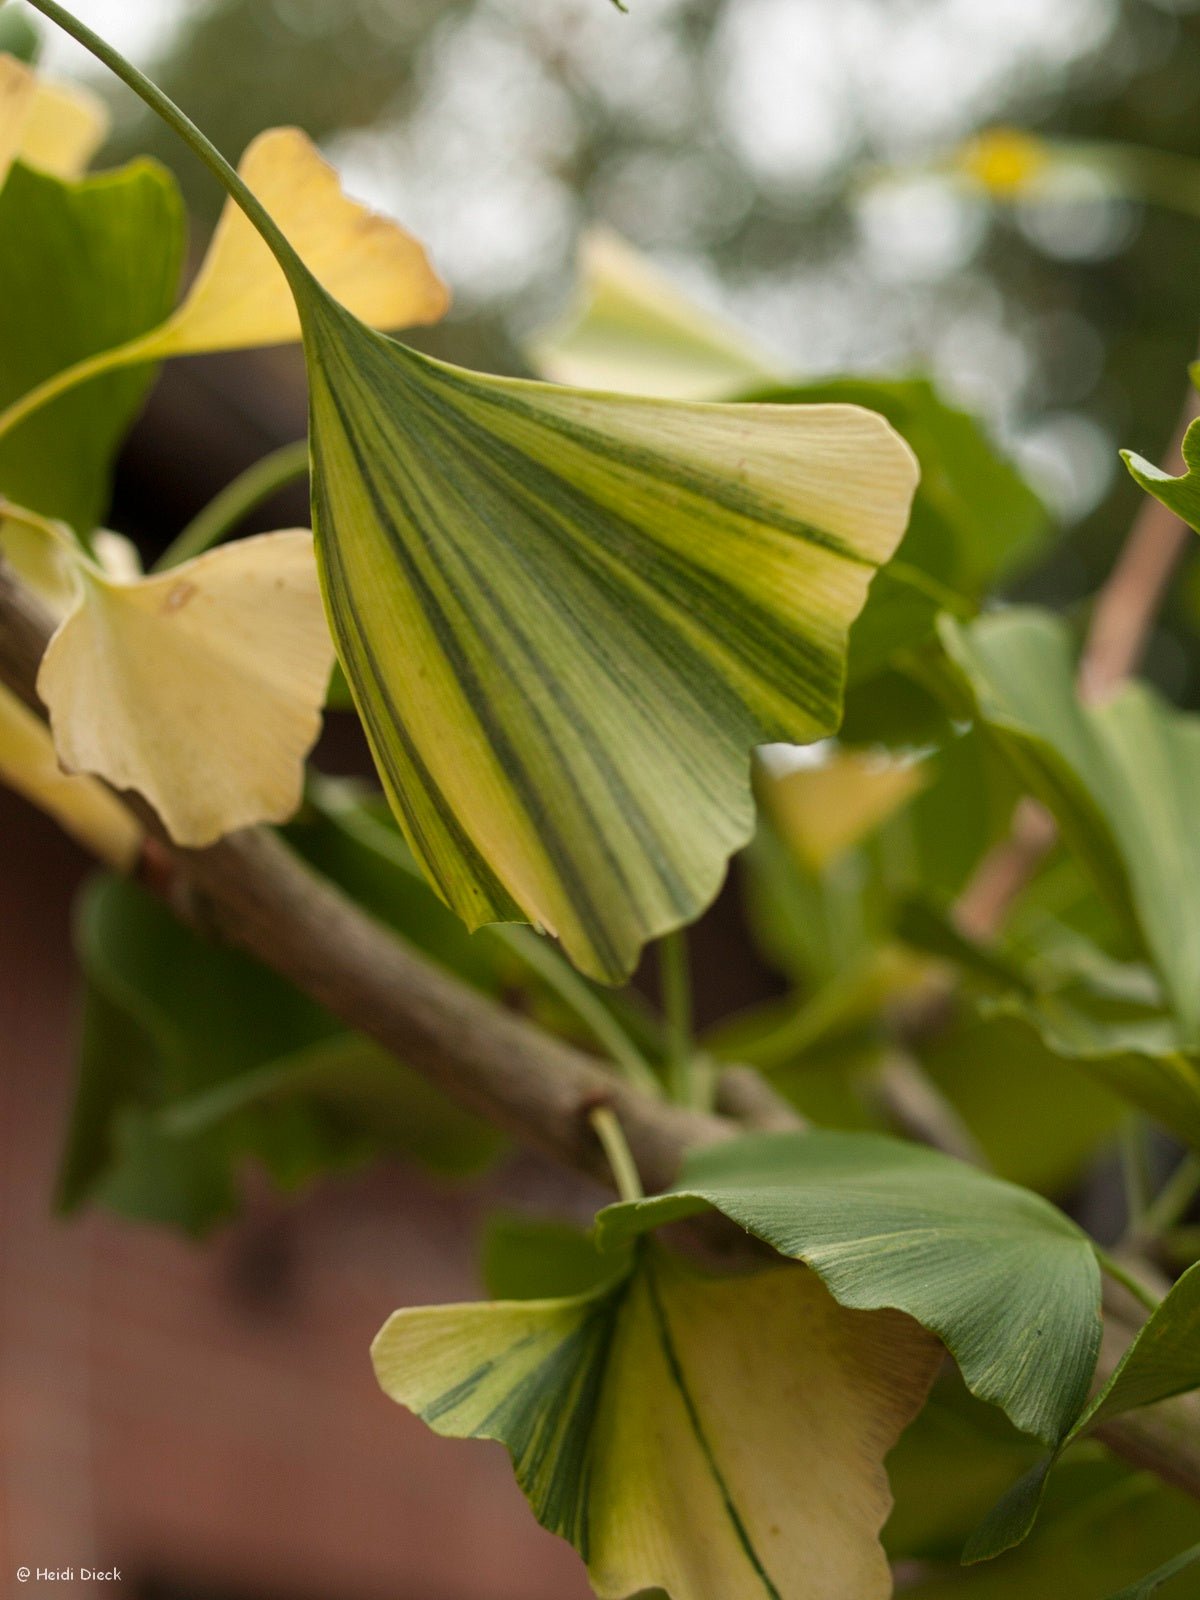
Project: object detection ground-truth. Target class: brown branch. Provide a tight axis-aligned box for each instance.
[0,563,728,1194]
[1,561,1199,1502]
[955,384,1200,942]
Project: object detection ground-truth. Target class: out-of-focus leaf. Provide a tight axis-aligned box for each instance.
[917,1009,1125,1195]
[759,748,926,872]
[1107,1542,1200,1599]
[481,1213,623,1302]
[908,1461,1200,1598]
[970,1259,1200,1560]
[598,1130,1102,1445]
[884,1370,1044,1563]
[0,682,139,867]
[374,1248,939,1600]
[0,157,183,529]
[18,74,107,180]
[986,985,1200,1152]
[62,872,500,1234]
[529,226,782,399]
[941,610,1200,1049]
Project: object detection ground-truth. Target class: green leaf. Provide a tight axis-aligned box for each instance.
[0,157,183,530]
[971,1258,1200,1561]
[481,1213,622,1301]
[984,986,1200,1152]
[883,1370,1044,1563]
[1107,1542,1200,1600]
[760,378,1050,682]
[597,1130,1102,1445]
[1124,417,1200,536]
[941,609,1200,1050]
[62,870,499,1233]
[373,1246,940,1600]
[300,285,918,982]
[907,1461,1200,1599]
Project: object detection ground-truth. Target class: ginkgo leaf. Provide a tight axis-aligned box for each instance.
[1124,415,1200,535]
[38,528,335,845]
[0,52,36,187]
[0,502,334,847]
[598,1130,1103,1446]
[302,288,918,980]
[0,683,139,867]
[940,609,1200,1049]
[149,127,449,357]
[0,153,184,530]
[760,748,927,872]
[968,1259,1200,1562]
[0,52,108,184]
[373,1247,940,1600]
[530,226,783,400]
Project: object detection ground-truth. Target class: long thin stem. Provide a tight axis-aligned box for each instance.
[0,335,152,445]
[21,0,300,276]
[588,1106,644,1203]
[313,784,662,1097]
[1137,1154,1200,1245]
[1096,1248,1162,1316]
[660,930,696,1107]
[156,440,311,570]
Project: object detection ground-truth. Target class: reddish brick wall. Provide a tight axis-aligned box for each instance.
[0,791,591,1600]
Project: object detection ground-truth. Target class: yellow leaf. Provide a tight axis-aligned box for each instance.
[37,528,335,846]
[20,76,109,179]
[0,682,140,867]
[374,1251,940,1600]
[762,749,927,871]
[0,53,36,188]
[152,126,450,357]
[0,54,109,184]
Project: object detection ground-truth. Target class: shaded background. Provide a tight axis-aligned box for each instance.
[5,0,1200,1594]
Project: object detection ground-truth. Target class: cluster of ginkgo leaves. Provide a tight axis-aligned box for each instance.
[6,4,1200,1598]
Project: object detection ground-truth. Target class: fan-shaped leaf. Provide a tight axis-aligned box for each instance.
[373,1247,939,1600]
[597,1130,1102,1445]
[302,286,917,979]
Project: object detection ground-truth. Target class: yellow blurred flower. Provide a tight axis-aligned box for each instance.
[957,127,1052,197]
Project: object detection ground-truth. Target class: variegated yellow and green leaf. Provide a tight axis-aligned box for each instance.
[0,123,449,423]
[302,288,917,979]
[0,502,335,846]
[372,1247,940,1600]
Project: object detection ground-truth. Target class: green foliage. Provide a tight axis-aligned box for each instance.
[0,157,183,530]
[754,378,1052,685]
[62,843,502,1233]
[1124,415,1200,538]
[4,12,1200,1597]
[598,1129,1102,1444]
[970,1260,1200,1560]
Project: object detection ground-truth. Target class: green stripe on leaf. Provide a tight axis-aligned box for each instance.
[372,1247,939,1600]
[301,285,918,980]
